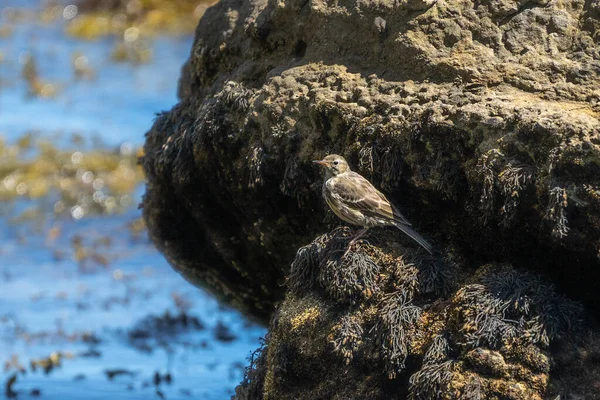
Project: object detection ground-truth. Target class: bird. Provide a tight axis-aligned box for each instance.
[313,154,433,255]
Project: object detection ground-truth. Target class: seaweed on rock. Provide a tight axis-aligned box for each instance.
[375,292,422,378]
[404,251,457,296]
[476,149,503,225]
[455,266,582,349]
[545,187,570,239]
[329,313,364,365]
[498,163,536,228]
[287,243,319,293]
[318,249,381,304]
[422,334,451,365]
[220,81,254,113]
[234,338,268,400]
[407,361,454,400]
[380,146,403,191]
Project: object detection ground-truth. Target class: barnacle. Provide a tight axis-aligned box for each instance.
[375,292,422,377]
[330,313,364,365]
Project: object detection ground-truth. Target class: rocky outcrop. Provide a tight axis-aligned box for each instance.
[141,0,600,397]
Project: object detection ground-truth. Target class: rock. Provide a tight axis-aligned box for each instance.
[141,0,600,397]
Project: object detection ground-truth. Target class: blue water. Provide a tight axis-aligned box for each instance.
[0,2,265,399]
[0,3,191,146]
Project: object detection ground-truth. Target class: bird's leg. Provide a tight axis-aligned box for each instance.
[342,227,369,258]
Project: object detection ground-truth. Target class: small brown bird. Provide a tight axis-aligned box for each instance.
[314,154,433,254]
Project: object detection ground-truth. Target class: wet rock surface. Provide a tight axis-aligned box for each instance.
[141,0,600,397]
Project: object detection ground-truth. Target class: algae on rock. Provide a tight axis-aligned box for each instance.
[141,0,600,397]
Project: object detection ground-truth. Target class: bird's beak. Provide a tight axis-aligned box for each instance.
[313,160,328,166]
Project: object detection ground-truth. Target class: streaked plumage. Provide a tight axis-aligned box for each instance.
[314,154,433,254]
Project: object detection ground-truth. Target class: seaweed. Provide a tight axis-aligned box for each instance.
[545,187,569,239]
[390,259,420,300]
[318,250,381,304]
[247,147,264,189]
[287,243,319,293]
[330,314,364,365]
[498,163,535,227]
[407,361,454,400]
[358,143,377,179]
[435,157,464,201]
[459,376,485,400]
[404,252,456,297]
[423,334,450,365]
[280,157,310,206]
[221,81,254,113]
[375,292,422,378]
[234,339,268,400]
[455,267,582,349]
[380,146,403,191]
[476,149,503,225]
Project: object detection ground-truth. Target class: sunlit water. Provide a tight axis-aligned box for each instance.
[0,2,264,399]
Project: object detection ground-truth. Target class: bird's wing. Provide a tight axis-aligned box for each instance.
[331,172,411,226]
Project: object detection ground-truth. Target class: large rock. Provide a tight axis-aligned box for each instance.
[141,0,600,397]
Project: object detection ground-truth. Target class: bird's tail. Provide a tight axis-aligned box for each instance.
[393,222,433,254]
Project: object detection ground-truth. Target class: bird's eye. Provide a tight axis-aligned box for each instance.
[333,161,339,165]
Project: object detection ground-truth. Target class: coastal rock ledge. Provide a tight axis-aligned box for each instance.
[141,0,600,398]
